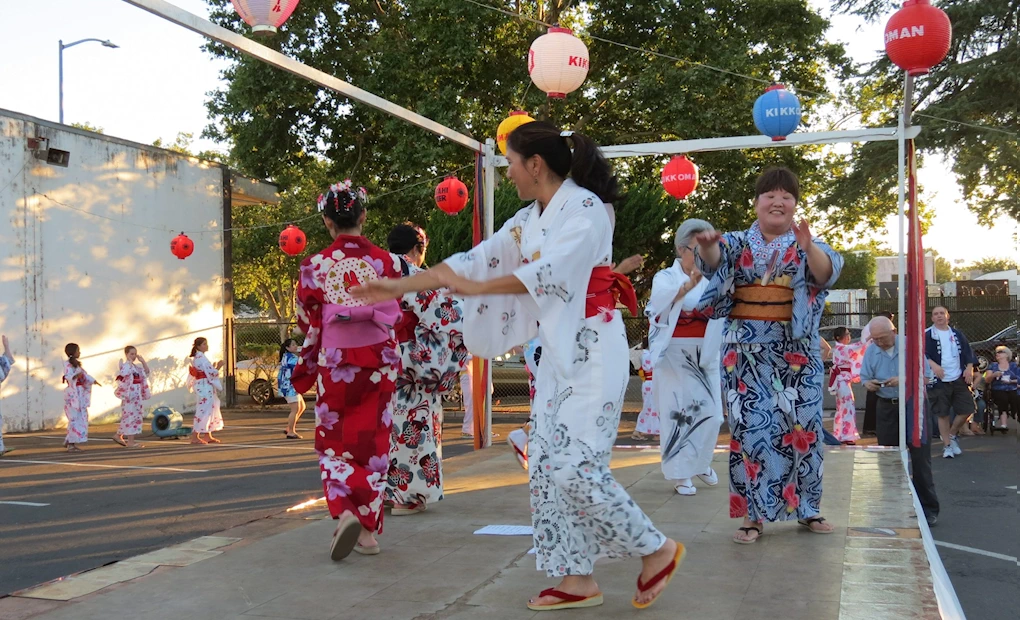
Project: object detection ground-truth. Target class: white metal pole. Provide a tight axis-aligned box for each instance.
[119,0,481,152]
[482,138,497,448]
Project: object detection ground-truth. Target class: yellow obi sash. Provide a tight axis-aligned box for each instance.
[731,282,794,321]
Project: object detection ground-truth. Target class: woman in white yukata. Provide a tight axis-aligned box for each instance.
[63,343,98,453]
[0,335,14,456]
[113,345,151,448]
[645,219,725,496]
[355,122,683,611]
[187,337,224,444]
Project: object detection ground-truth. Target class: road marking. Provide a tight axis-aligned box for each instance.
[6,435,313,451]
[934,540,1018,563]
[0,500,50,507]
[0,459,209,473]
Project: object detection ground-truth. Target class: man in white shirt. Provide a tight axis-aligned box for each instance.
[924,307,977,459]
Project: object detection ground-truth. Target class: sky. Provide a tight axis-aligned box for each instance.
[1,0,1015,266]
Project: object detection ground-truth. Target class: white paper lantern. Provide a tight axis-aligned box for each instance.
[232,0,301,36]
[528,27,590,99]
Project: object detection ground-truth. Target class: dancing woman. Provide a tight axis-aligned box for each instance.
[63,343,98,452]
[384,222,467,515]
[694,166,843,544]
[355,122,683,610]
[188,337,224,444]
[289,180,402,560]
[113,346,151,448]
[278,338,305,439]
[645,219,725,496]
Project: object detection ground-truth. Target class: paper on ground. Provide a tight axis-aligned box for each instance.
[473,525,534,536]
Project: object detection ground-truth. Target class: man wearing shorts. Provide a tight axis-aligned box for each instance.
[924,306,977,459]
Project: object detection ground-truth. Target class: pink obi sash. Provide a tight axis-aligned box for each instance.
[321,300,402,349]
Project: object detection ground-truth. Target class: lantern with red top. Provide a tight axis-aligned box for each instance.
[753,83,801,142]
[661,156,699,200]
[884,0,952,76]
[170,232,194,260]
[231,0,301,36]
[434,175,469,215]
[278,224,306,256]
[528,26,590,99]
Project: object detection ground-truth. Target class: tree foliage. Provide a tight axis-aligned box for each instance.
[833,250,876,289]
[833,0,1019,226]
[962,256,1019,275]
[202,0,854,307]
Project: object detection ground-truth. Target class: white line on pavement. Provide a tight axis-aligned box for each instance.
[934,540,1018,563]
[0,501,50,507]
[0,459,209,473]
[7,435,313,451]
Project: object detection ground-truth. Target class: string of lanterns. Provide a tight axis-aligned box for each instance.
[212,0,954,253]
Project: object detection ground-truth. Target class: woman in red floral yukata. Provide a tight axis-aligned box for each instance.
[290,180,403,561]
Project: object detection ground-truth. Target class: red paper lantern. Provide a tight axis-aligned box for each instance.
[661,156,699,200]
[231,0,301,36]
[278,224,307,256]
[884,0,952,76]
[435,175,469,215]
[170,232,194,260]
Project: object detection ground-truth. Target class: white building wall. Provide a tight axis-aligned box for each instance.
[0,112,227,433]
[876,254,936,284]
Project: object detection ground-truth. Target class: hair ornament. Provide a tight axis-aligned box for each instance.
[559,130,574,137]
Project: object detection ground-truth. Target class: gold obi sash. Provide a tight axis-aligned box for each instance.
[731,283,794,321]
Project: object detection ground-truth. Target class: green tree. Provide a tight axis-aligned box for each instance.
[833,250,876,289]
[202,0,853,308]
[834,0,1019,226]
[932,251,956,283]
[963,256,1019,275]
[70,121,104,134]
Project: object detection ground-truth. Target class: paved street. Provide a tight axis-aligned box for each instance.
[928,426,1018,620]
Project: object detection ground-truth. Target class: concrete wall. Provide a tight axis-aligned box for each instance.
[876,254,935,285]
[0,111,228,433]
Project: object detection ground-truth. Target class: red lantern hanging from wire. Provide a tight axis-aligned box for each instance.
[884,0,952,76]
[278,224,306,256]
[170,232,194,260]
[435,175,469,215]
[661,156,699,200]
[231,0,301,36]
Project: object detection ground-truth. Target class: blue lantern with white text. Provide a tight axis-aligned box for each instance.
[752,83,801,141]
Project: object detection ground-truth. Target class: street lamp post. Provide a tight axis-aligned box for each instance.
[59,38,119,124]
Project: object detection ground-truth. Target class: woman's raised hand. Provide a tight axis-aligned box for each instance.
[694,230,723,249]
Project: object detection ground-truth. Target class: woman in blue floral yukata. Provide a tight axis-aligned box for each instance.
[694,166,843,544]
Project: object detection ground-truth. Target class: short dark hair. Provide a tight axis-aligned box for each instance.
[833,326,850,341]
[387,222,427,256]
[754,166,800,203]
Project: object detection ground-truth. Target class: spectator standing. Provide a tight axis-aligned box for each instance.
[924,307,977,459]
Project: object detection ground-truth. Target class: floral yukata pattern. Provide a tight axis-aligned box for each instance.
[697,222,843,522]
[115,361,151,436]
[386,257,468,509]
[291,235,402,533]
[446,179,665,577]
[63,362,96,444]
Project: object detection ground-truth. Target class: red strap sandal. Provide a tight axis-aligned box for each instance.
[526,588,604,611]
[633,541,687,609]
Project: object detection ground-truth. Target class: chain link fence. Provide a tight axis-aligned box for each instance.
[228,292,1018,413]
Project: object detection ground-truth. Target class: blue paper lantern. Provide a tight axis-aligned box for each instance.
[752,84,801,141]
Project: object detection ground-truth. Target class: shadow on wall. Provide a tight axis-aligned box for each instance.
[1,124,228,432]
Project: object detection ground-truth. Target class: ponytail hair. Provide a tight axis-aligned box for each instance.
[190,337,207,358]
[506,121,619,204]
[65,343,81,368]
[279,338,296,362]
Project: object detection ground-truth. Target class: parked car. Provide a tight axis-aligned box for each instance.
[234,358,313,405]
[970,323,1019,368]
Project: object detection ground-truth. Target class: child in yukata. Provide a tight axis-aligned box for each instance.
[0,335,14,456]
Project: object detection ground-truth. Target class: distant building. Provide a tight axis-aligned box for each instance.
[875,254,935,285]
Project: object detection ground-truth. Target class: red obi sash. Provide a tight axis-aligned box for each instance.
[585,267,638,318]
[189,366,208,380]
[673,309,710,338]
[828,366,851,390]
[394,310,419,344]
[643,368,653,381]
[118,373,144,384]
